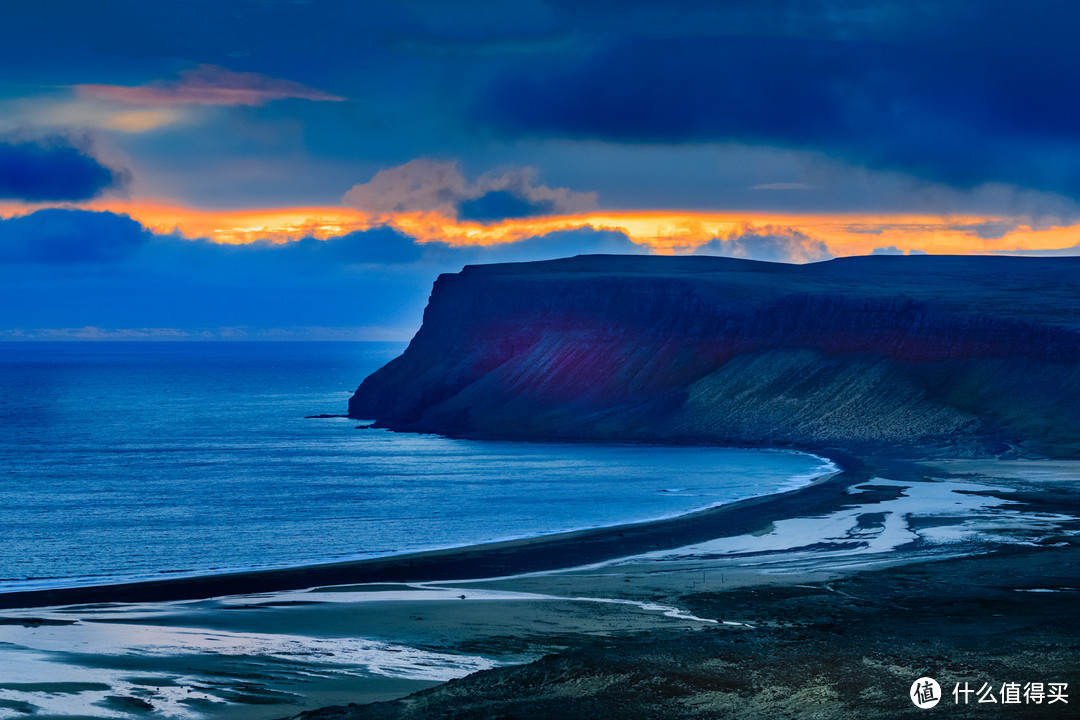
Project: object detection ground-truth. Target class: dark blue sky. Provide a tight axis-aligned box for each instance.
[1,0,1078,338]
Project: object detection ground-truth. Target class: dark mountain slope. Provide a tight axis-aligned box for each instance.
[349,255,1080,457]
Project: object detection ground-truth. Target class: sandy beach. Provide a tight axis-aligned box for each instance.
[2,455,1078,719]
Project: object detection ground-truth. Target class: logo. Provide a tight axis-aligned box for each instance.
[911,677,942,709]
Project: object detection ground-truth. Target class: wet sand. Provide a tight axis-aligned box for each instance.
[300,543,1080,720]
[2,456,1078,719]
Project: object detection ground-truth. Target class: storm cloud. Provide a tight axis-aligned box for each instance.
[0,209,149,263]
[0,138,126,201]
[477,32,1080,198]
[0,210,645,335]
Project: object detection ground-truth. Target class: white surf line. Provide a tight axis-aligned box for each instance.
[566,596,754,627]
[1015,587,1077,593]
[571,596,717,625]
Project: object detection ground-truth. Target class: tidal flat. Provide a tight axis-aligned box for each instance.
[1,457,1077,719]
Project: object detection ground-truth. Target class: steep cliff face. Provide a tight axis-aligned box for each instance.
[349,255,1080,457]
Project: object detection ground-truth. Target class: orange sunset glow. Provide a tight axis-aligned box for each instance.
[3,200,1077,258]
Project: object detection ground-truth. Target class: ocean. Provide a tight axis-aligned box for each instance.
[0,341,834,592]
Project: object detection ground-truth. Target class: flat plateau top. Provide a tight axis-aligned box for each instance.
[451,254,1080,329]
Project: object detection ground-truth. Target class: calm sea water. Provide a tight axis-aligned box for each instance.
[0,342,834,591]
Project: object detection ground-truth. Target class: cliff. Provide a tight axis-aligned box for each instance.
[349,254,1080,457]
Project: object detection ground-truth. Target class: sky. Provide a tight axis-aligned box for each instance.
[1,0,1079,340]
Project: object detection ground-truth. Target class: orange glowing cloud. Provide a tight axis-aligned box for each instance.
[376,210,1080,258]
[65,201,366,244]
[76,65,345,107]
[3,199,1079,260]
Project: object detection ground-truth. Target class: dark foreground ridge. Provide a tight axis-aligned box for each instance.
[288,541,1080,720]
[349,254,1080,457]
